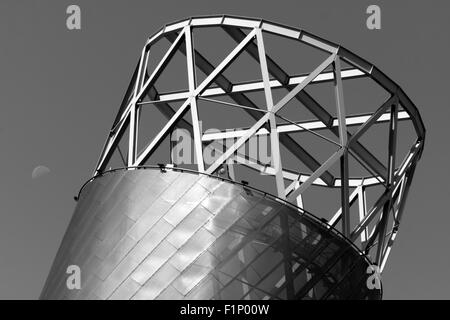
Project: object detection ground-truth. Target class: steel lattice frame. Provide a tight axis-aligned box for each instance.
[93,16,425,272]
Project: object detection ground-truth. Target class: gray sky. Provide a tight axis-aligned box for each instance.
[0,0,449,299]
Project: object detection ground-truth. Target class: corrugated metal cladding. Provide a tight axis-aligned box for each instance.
[40,168,380,300]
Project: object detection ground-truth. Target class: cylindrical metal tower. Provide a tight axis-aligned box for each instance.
[41,16,425,300]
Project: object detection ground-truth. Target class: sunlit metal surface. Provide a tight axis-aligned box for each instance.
[40,168,380,300]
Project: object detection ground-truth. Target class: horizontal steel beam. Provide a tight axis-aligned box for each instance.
[137,68,365,105]
[202,110,410,141]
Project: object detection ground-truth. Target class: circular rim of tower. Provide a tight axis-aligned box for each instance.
[145,14,425,140]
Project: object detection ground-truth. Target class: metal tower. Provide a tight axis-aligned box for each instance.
[41,16,425,300]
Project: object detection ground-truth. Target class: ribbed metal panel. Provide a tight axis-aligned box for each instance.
[40,168,380,300]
